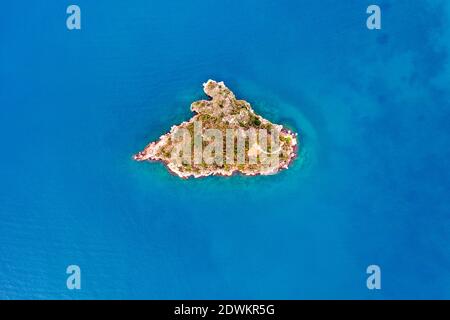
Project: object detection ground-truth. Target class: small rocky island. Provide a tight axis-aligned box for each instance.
[134,80,298,178]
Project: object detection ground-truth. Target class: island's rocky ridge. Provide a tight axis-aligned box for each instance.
[134,80,298,178]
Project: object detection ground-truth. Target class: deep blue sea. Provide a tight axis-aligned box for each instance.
[1,0,450,299]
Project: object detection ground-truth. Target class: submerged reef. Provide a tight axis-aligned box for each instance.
[134,80,298,178]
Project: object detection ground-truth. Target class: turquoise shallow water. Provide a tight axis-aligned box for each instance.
[1,0,450,299]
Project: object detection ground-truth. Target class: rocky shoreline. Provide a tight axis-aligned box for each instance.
[133,80,298,179]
